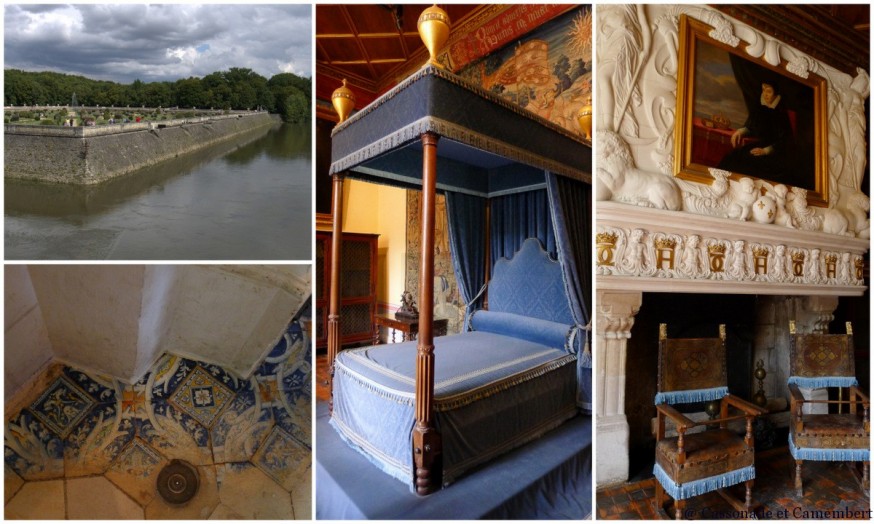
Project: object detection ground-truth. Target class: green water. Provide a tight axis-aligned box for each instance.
[5,123,311,260]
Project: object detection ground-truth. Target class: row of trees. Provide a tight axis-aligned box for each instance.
[5,68,311,123]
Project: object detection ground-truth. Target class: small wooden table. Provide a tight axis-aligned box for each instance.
[373,313,449,344]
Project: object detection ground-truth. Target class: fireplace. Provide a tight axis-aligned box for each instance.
[595,5,870,488]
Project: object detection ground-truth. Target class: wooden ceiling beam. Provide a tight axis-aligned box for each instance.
[339,5,380,82]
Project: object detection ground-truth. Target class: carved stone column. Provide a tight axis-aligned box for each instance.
[596,290,642,486]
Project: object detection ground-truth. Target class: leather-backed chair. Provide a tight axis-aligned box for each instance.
[787,320,869,496]
[653,324,766,519]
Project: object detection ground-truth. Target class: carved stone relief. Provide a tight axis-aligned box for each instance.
[596,226,865,288]
[596,4,870,239]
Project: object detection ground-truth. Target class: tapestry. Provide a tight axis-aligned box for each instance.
[405,191,465,334]
[456,6,592,135]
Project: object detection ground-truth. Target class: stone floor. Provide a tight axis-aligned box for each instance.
[596,447,870,520]
[5,320,312,520]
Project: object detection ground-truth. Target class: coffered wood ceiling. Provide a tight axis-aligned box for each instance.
[316,4,479,109]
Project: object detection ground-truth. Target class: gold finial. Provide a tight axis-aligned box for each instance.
[659,323,667,340]
[846,322,853,335]
[418,5,451,68]
[331,79,356,124]
[719,324,726,341]
[789,320,796,334]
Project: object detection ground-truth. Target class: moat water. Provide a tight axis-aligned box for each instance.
[5,123,311,260]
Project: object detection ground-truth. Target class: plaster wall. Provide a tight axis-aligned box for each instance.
[4,267,53,399]
[5,265,311,392]
[342,179,379,233]
[376,186,407,308]
[161,266,299,377]
[27,266,147,382]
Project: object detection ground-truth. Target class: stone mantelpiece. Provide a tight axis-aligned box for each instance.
[594,4,869,488]
[597,202,868,296]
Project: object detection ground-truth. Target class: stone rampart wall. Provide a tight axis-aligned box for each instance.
[5,112,276,184]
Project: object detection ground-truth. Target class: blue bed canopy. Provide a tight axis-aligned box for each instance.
[326,64,592,495]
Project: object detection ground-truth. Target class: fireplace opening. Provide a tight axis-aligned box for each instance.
[625,292,757,481]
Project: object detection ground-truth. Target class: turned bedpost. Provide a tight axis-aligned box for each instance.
[327,172,345,414]
[413,131,443,495]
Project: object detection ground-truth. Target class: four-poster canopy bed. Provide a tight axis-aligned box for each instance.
[325,64,593,500]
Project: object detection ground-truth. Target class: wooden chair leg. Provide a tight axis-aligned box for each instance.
[744,479,753,511]
[794,460,803,497]
[654,480,664,513]
[863,461,870,490]
[675,498,685,520]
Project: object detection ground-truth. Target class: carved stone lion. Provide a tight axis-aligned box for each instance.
[596,131,682,210]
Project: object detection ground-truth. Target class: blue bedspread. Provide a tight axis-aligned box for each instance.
[331,330,577,490]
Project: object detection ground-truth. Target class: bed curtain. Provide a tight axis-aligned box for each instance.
[444,173,592,413]
[489,189,557,269]
[445,192,487,327]
[546,172,593,413]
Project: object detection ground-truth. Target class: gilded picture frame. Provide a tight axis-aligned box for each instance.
[674,15,829,206]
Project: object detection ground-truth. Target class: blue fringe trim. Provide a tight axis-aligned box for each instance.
[653,463,755,500]
[788,432,870,462]
[787,376,858,389]
[655,387,727,405]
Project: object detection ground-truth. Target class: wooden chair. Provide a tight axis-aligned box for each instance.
[653,324,766,519]
[787,320,869,496]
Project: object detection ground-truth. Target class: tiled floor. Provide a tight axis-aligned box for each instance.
[5,320,312,520]
[597,447,870,520]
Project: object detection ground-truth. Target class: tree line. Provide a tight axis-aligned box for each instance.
[5,68,311,123]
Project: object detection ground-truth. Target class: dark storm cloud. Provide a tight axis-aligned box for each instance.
[4,4,312,83]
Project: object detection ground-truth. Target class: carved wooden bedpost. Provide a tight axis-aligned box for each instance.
[327,172,345,414]
[413,131,443,495]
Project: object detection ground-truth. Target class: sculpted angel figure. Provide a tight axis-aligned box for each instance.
[772,245,787,282]
[807,248,822,283]
[728,239,747,280]
[678,235,703,278]
[839,253,852,283]
[621,228,650,275]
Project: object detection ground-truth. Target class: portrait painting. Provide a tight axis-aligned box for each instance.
[674,16,828,206]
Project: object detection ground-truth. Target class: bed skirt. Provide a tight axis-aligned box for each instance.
[330,332,578,491]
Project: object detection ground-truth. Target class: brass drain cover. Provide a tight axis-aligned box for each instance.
[157,459,199,505]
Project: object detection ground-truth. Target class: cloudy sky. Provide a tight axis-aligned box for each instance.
[4,4,312,84]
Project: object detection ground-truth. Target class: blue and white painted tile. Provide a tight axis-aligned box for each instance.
[105,438,168,506]
[64,400,134,477]
[62,367,117,406]
[262,320,312,447]
[252,426,310,492]
[28,375,96,440]
[211,377,274,464]
[4,410,65,480]
[5,318,312,495]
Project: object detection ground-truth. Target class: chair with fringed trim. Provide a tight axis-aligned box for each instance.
[653,323,766,520]
[787,320,869,496]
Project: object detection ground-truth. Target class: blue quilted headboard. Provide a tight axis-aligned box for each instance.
[487,238,574,325]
